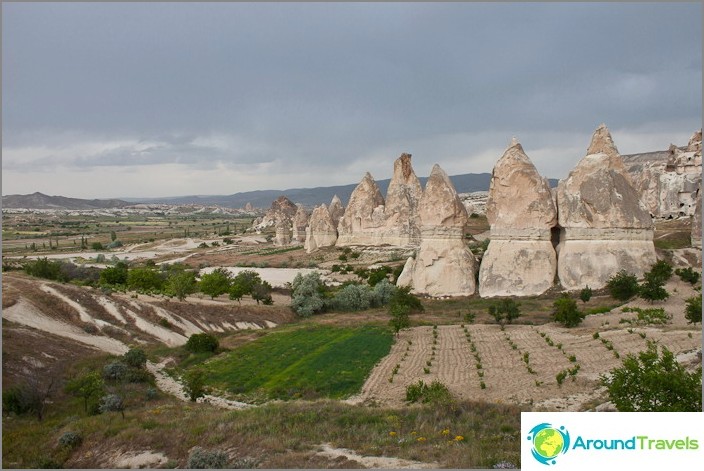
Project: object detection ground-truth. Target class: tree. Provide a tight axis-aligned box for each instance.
[638,272,669,303]
[199,268,232,299]
[65,371,104,413]
[166,271,197,301]
[127,268,164,292]
[601,342,701,411]
[487,299,521,325]
[552,293,585,327]
[290,272,326,317]
[183,369,207,402]
[675,267,700,285]
[100,263,128,286]
[110,231,117,242]
[232,270,262,294]
[685,296,702,324]
[606,270,639,301]
[185,333,219,353]
[123,348,147,369]
[251,280,273,305]
[648,260,673,283]
[389,303,410,336]
[579,286,592,303]
[387,285,424,313]
[228,283,247,304]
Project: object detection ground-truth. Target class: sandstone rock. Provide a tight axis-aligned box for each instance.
[380,154,423,246]
[692,191,702,249]
[479,139,557,297]
[556,125,657,290]
[253,196,298,231]
[328,195,345,229]
[336,172,387,246]
[244,202,254,213]
[292,204,309,243]
[459,191,488,216]
[305,204,338,253]
[274,217,292,246]
[398,165,476,296]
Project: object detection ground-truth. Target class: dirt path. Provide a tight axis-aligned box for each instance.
[315,444,439,469]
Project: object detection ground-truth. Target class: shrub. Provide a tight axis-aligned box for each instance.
[65,371,104,413]
[638,272,669,303]
[488,299,521,325]
[199,268,232,299]
[405,380,453,404]
[127,268,164,292]
[290,272,326,317]
[606,270,639,301]
[187,447,229,469]
[123,348,147,369]
[387,285,423,313]
[91,242,104,251]
[103,362,128,381]
[648,260,673,283]
[185,333,219,353]
[579,286,593,303]
[371,279,397,307]
[183,369,207,402]
[333,283,371,311]
[98,394,125,418]
[24,257,65,281]
[367,266,392,286]
[165,271,197,301]
[601,343,702,411]
[675,267,700,285]
[58,431,82,448]
[552,293,585,328]
[2,383,43,418]
[685,296,702,324]
[146,387,158,400]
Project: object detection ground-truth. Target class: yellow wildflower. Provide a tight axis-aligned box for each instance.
[389,431,397,437]
[454,435,465,441]
[411,431,417,436]
[417,437,427,442]
[441,428,450,436]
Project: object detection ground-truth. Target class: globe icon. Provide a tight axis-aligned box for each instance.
[533,428,564,459]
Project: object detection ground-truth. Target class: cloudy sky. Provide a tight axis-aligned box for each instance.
[2,2,701,199]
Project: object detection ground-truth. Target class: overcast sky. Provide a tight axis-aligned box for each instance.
[2,2,701,199]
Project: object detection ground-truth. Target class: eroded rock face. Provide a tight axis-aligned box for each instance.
[304,204,338,253]
[381,154,423,246]
[692,192,702,249]
[274,217,292,246]
[479,139,557,297]
[556,125,657,290]
[328,195,345,229]
[253,196,298,231]
[336,172,386,246]
[292,204,309,243]
[398,164,476,296]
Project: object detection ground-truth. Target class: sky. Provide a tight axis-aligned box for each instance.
[2,2,702,199]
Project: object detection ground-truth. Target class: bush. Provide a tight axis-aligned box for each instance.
[675,267,700,285]
[371,279,397,307]
[185,333,219,353]
[638,272,669,303]
[367,266,392,286]
[103,362,128,381]
[405,380,453,404]
[123,348,147,368]
[91,242,104,251]
[100,264,129,285]
[601,342,702,411]
[552,293,585,327]
[166,271,197,301]
[488,299,521,325]
[58,431,82,449]
[606,270,639,301]
[579,286,592,303]
[199,268,232,299]
[387,285,423,314]
[290,272,326,317]
[648,260,673,283]
[333,284,371,311]
[127,268,164,292]
[98,394,125,418]
[685,296,702,324]
[187,447,229,469]
[183,369,208,402]
[2,383,43,418]
[24,257,65,281]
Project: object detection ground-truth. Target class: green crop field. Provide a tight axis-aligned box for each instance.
[201,325,394,402]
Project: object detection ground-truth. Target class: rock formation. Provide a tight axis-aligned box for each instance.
[459,191,489,216]
[622,129,702,219]
[253,196,298,231]
[692,192,702,249]
[556,124,657,290]
[274,217,292,246]
[304,204,338,253]
[397,164,477,296]
[380,153,423,246]
[336,172,387,246]
[328,195,345,229]
[478,139,557,297]
[291,204,309,243]
[243,202,254,213]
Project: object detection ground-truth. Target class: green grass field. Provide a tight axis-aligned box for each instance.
[201,325,394,402]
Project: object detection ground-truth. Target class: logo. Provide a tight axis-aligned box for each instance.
[527,423,571,465]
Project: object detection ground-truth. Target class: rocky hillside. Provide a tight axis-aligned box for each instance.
[2,192,133,210]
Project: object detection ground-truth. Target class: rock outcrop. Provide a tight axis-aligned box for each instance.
[328,195,345,229]
[379,154,423,246]
[623,129,702,219]
[304,204,338,253]
[274,217,292,246]
[291,204,309,243]
[692,192,702,249]
[478,139,557,297]
[253,196,298,231]
[336,173,387,246]
[556,125,657,290]
[397,164,477,296]
[459,191,489,216]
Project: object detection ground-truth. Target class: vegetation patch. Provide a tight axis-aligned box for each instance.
[199,325,393,402]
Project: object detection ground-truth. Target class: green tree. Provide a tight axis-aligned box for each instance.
[185,333,219,353]
[290,272,326,317]
[685,296,702,324]
[333,283,372,311]
[166,271,197,301]
[24,257,65,281]
[100,263,128,285]
[199,268,232,299]
[251,280,273,305]
[552,293,585,327]
[123,348,147,369]
[127,268,164,292]
[606,270,639,301]
[65,371,104,413]
[183,369,207,402]
[638,272,669,303]
[675,267,700,285]
[232,270,262,294]
[488,299,521,325]
[389,303,410,336]
[110,231,117,242]
[601,343,702,411]
[387,285,423,313]
[648,260,673,283]
[579,286,593,303]
[228,283,247,304]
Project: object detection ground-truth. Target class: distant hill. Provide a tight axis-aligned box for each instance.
[4,173,559,210]
[2,192,132,210]
[126,173,558,208]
